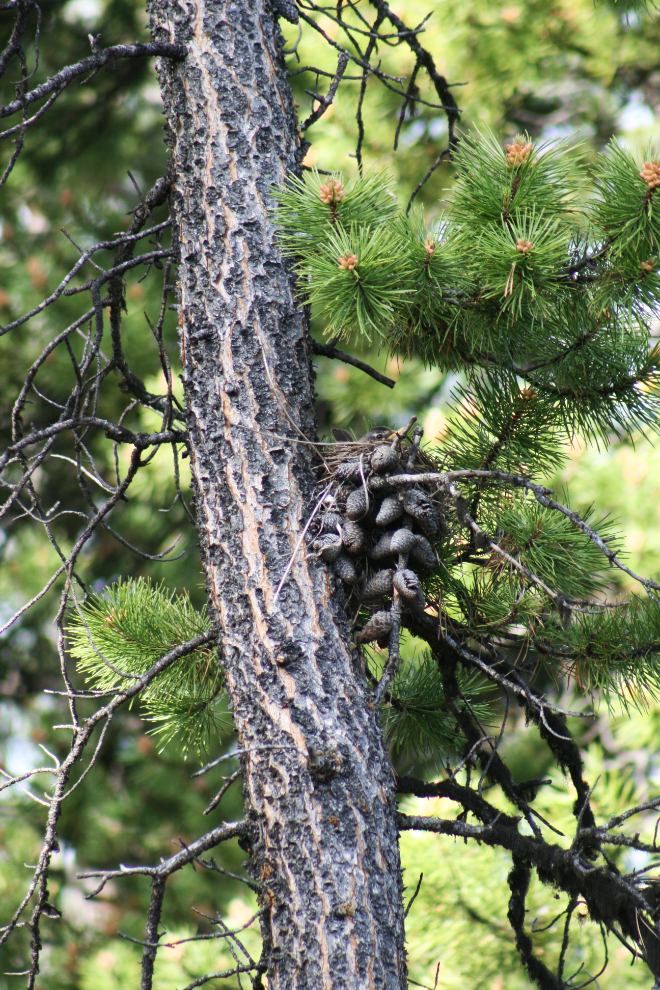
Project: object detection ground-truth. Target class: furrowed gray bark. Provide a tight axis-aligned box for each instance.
[148,2,407,987]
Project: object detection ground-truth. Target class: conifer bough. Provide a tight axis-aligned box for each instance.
[266,125,660,985]
[2,0,660,987]
[146,8,660,983]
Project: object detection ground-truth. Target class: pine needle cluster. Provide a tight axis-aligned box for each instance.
[381,650,494,763]
[273,131,660,718]
[273,131,660,443]
[67,580,223,756]
[71,132,660,761]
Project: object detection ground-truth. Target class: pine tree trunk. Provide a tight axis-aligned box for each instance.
[148,2,407,986]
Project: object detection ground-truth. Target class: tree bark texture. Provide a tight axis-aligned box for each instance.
[148,2,407,988]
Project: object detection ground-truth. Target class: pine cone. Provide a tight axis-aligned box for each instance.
[640,161,660,190]
[393,568,421,599]
[338,253,358,271]
[371,532,394,560]
[375,495,404,527]
[336,459,365,483]
[312,532,343,562]
[334,554,357,585]
[346,488,369,520]
[362,568,394,601]
[403,489,440,536]
[389,528,418,554]
[409,534,437,569]
[319,178,345,204]
[394,569,425,610]
[321,511,343,533]
[412,588,426,611]
[370,445,401,474]
[506,139,533,166]
[357,610,393,644]
[341,520,365,555]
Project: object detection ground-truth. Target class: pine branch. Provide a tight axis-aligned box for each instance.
[67,579,223,755]
[310,338,396,387]
[0,42,186,121]
[398,811,660,978]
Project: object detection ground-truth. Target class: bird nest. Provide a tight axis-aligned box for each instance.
[311,419,448,649]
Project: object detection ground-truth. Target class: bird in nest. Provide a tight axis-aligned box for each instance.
[319,420,436,481]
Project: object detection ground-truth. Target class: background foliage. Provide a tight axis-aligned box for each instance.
[1,0,660,986]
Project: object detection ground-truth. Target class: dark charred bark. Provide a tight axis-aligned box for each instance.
[148,2,406,988]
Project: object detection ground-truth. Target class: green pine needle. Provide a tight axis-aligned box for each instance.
[383,651,495,762]
[496,499,620,600]
[441,376,566,481]
[271,142,660,444]
[589,141,660,265]
[303,223,414,340]
[267,134,660,724]
[271,166,397,257]
[67,579,223,756]
[538,595,660,708]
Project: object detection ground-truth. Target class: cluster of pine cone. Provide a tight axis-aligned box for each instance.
[311,425,446,648]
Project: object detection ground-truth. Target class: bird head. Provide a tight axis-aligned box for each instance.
[360,426,394,442]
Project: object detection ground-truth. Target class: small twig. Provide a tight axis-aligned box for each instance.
[0,42,186,122]
[408,961,440,990]
[203,769,241,815]
[192,744,304,778]
[180,965,257,990]
[301,52,349,131]
[558,896,578,982]
[311,339,396,388]
[272,482,333,604]
[404,873,423,918]
[406,146,452,213]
